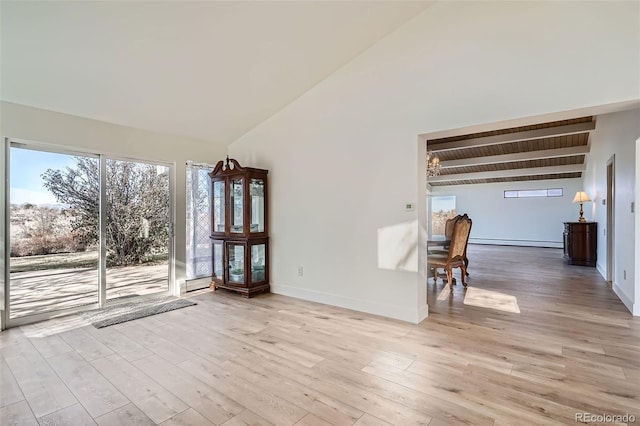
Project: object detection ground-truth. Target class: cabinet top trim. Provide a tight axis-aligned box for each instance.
[209,156,268,178]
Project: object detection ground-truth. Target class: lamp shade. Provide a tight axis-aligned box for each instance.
[573,191,591,203]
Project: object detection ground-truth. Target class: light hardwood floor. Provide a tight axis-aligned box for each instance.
[1,245,639,425]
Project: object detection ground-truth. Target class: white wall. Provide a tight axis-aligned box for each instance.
[228,1,639,322]
[0,101,226,327]
[583,108,640,315]
[431,179,584,248]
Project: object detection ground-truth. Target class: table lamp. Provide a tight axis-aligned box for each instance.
[572,191,591,222]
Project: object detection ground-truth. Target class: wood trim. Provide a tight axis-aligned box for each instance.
[440,145,590,169]
[429,121,595,152]
[428,164,585,183]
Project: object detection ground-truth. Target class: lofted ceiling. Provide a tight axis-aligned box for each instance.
[0,1,430,144]
[427,117,594,186]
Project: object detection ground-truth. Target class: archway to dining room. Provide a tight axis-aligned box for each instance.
[417,100,640,321]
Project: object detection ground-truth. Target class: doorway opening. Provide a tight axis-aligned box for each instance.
[606,155,615,284]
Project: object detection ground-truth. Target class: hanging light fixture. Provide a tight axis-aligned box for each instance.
[426,150,441,177]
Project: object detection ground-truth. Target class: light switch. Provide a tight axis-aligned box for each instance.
[632,202,635,213]
[405,203,415,212]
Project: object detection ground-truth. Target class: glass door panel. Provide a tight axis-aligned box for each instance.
[105,159,171,301]
[9,146,99,319]
[250,178,265,233]
[212,240,224,280]
[251,243,266,283]
[230,178,243,234]
[212,180,225,233]
[227,243,245,284]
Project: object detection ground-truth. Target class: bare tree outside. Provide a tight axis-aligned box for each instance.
[9,148,171,318]
[430,195,457,235]
[41,157,170,266]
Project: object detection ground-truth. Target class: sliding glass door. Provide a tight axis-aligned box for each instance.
[105,159,171,300]
[4,141,174,325]
[8,145,100,319]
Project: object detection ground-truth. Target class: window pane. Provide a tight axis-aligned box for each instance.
[186,165,213,280]
[105,159,170,301]
[9,147,99,319]
[505,188,564,198]
[429,195,456,235]
[517,189,548,198]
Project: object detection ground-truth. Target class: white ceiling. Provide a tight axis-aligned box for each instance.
[1,1,430,144]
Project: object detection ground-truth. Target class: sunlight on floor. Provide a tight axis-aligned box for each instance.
[20,314,91,338]
[436,284,451,301]
[463,287,520,313]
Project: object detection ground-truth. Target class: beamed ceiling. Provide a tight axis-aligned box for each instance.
[427,116,594,186]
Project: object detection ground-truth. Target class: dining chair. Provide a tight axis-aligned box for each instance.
[428,214,472,288]
[428,214,460,255]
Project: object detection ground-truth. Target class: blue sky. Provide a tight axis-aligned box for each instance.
[10,148,77,205]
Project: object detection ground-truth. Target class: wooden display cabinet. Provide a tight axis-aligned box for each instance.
[209,157,269,297]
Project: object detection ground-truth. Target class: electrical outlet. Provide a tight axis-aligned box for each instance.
[297,266,304,276]
[405,203,415,212]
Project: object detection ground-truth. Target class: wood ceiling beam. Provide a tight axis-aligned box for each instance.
[428,121,595,152]
[428,164,585,183]
[440,145,589,169]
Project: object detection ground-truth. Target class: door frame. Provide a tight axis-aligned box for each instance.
[606,155,615,284]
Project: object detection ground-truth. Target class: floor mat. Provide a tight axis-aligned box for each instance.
[84,295,197,328]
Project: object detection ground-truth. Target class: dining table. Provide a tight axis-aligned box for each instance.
[427,234,450,248]
[427,234,456,284]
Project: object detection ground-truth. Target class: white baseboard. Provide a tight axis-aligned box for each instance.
[612,282,635,315]
[596,262,606,280]
[469,238,563,249]
[417,303,429,323]
[270,283,427,323]
[182,277,210,294]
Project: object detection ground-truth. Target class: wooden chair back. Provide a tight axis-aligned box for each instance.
[447,214,472,264]
[444,215,461,239]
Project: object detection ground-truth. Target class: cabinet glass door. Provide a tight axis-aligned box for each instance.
[251,243,266,283]
[227,243,245,283]
[250,178,265,233]
[213,180,225,233]
[212,240,224,280]
[230,178,243,234]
